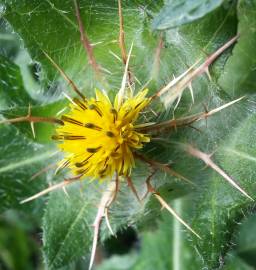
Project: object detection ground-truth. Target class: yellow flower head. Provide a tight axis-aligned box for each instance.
[54,89,150,179]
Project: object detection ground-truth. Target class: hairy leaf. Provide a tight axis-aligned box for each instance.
[218,0,256,96]
[43,184,93,269]
[0,124,58,213]
[222,214,256,270]
[152,0,224,30]
[0,55,33,109]
[1,0,256,269]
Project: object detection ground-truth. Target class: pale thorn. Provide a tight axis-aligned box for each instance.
[54,164,62,175]
[28,103,35,138]
[54,160,68,175]
[173,94,182,112]
[89,41,103,47]
[138,78,152,93]
[149,107,158,117]
[134,122,156,129]
[56,106,68,116]
[105,208,115,236]
[188,83,194,104]
[117,41,134,109]
[186,145,254,201]
[205,67,212,81]
[204,96,245,118]
[133,75,142,86]
[109,49,122,62]
[62,186,70,198]
[30,122,36,139]
[100,66,112,75]
[89,181,116,270]
[154,194,201,239]
[197,35,239,78]
[137,96,245,133]
[163,65,195,107]
[20,179,76,204]
[156,59,200,98]
[62,92,77,106]
[154,35,239,106]
[89,219,101,270]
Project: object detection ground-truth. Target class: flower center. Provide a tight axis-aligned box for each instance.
[54,89,150,179]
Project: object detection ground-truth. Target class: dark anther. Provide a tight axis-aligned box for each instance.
[64,135,86,140]
[77,167,89,175]
[114,145,120,152]
[75,161,88,167]
[51,134,62,140]
[61,116,83,126]
[135,101,143,109]
[89,104,102,117]
[75,154,94,167]
[84,123,102,131]
[73,98,87,110]
[99,166,108,175]
[123,109,131,118]
[110,108,117,122]
[52,135,86,140]
[110,108,117,114]
[106,131,115,137]
[86,146,102,153]
[104,157,109,166]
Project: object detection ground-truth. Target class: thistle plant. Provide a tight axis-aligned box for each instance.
[0,0,256,270]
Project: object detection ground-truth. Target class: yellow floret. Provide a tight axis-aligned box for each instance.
[54,89,150,179]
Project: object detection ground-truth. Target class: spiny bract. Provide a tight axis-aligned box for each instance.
[54,89,150,179]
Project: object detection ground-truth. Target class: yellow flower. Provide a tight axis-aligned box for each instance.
[54,89,150,179]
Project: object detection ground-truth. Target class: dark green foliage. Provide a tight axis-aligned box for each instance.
[0,0,256,269]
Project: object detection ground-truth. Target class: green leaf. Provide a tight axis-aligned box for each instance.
[223,255,254,270]
[218,0,256,96]
[152,0,224,30]
[43,184,94,269]
[97,209,201,270]
[184,106,256,269]
[236,214,256,267]
[0,124,58,212]
[2,0,256,269]
[0,17,49,106]
[222,214,256,270]
[0,18,21,60]
[0,55,34,109]
[42,161,177,269]
[2,0,162,96]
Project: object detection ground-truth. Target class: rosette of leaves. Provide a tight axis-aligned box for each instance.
[0,0,256,269]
